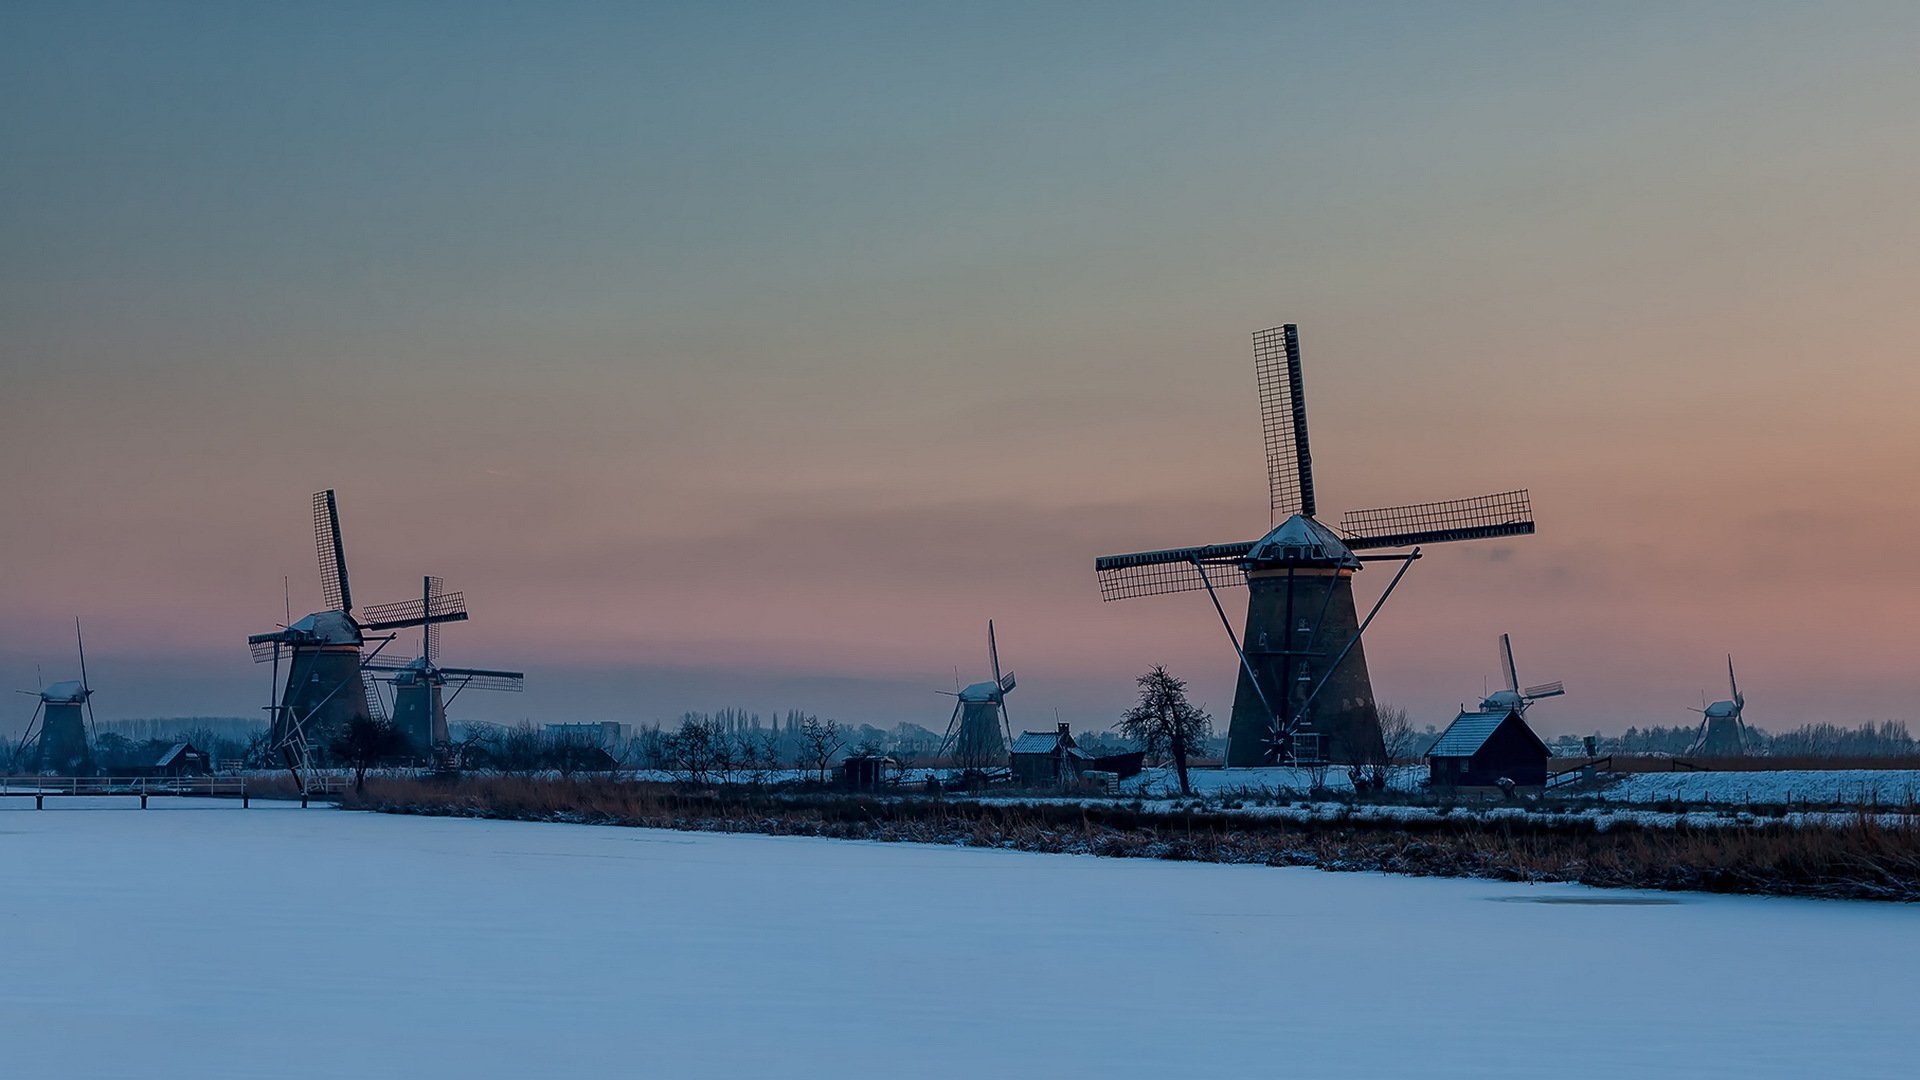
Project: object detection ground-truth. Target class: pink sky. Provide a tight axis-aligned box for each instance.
[4,4,1918,737]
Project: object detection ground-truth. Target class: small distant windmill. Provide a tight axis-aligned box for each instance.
[937,621,1016,772]
[13,618,98,775]
[247,491,470,780]
[1479,633,1566,716]
[1688,656,1750,756]
[363,575,525,757]
[1095,324,1536,766]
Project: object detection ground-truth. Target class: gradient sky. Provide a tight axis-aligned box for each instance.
[4,2,1918,738]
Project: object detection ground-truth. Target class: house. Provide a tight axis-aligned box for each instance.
[1009,723,1092,786]
[146,742,212,778]
[1426,709,1550,795]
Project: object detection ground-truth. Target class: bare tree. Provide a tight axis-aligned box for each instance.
[1119,666,1214,796]
[799,716,844,784]
[328,716,406,794]
[664,716,722,784]
[1377,705,1415,764]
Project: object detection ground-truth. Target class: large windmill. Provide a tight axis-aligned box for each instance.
[937,621,1016,772]
[1095,324,1536,767]
[364,575,525,758]
[247,491,469,774]
[1479,633,1566,716]
[1688,656,1750,756]
[13,619,97,775]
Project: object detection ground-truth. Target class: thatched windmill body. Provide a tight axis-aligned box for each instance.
[14,619,98,775]
[937,621,1016,772]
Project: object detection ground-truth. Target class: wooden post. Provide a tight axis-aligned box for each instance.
[35,795,44,810]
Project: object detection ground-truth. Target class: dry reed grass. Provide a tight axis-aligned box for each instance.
[338,776,1920,902]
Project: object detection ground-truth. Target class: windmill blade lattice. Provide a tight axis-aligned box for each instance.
[361,590,469,631]
[314,490,353,614]
[1254,324,1316,524]
[1095,542,1256,601]
[1340,490,1535,550]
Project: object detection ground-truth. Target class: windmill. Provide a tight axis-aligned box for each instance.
[1095,324,1536,767]
[363,575,525,758]
[13,618,98,775]
[1479,633,1566,716]
[247,491,470,777]
[936,621,1016,772]
[1688,655,1750,756]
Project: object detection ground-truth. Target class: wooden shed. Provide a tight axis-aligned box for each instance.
[1009,724,1091,787]
[1426,709,1549,795]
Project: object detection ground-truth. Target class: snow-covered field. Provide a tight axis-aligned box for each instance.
[4,802,1914,1079]
[1133,765,1920,808]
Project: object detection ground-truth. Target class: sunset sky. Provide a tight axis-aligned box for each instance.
[4,2,1917,738]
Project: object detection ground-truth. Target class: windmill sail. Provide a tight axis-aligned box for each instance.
[1254,324,1316,523]
[1340,490,1535,550]
[1094,542,1257,601]
[314,490,352,614]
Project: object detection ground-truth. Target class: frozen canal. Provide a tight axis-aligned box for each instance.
[3,802,1913,1079]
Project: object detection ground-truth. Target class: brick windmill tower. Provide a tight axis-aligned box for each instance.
[247,491,469,776]
[1095,324,1537,767]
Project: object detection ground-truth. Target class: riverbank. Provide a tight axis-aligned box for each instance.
[340,776,1920,902]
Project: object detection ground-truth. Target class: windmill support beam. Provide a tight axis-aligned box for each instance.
[1195,559,1277,769]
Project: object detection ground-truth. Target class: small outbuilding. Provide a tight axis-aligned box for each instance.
[1009,723,1092,787]
[1426,709,1549,795]
[839,754,896,791]
[140,742,212,778]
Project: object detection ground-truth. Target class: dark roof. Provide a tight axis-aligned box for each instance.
[1011,730,1072,755]
[155,742,195,767]
[1428,711,1514,758]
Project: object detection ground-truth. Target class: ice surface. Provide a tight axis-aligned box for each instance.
[1,801,1913,1079]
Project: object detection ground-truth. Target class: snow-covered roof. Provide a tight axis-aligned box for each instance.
[283,610,362,646]
[1703,700,1741,719]
[1245,514,1360,568]
[957,679,1002,703]
[156,742,190,767]
[40,680,88,704]
[1427,710,1516,758]
[1010,730,1067,755]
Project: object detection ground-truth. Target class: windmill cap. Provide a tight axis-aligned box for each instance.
[41,680,89,704]
[285,610,362,645]
[1245,514,1359,568]
[1703,700,1741,718]
[957,679,1004,703]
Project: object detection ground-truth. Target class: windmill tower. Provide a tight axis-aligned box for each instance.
[1479,633,1566,716]
[1096,324,1537,767]
[247,491,470,773]
[937,621,1016,772]
[14,619,98,775]
[1689,656,1750,756]
[364,575,525,758]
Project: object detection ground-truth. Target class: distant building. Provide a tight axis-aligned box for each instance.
[1010,724,1092,787]
[135,742,211,778]
[839,754,896,791]
[1426,709,1550,795]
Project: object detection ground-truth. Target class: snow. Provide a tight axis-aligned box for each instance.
[2,802,1914,1079]
[39,679,87,703]
[1595,769,1920,807]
